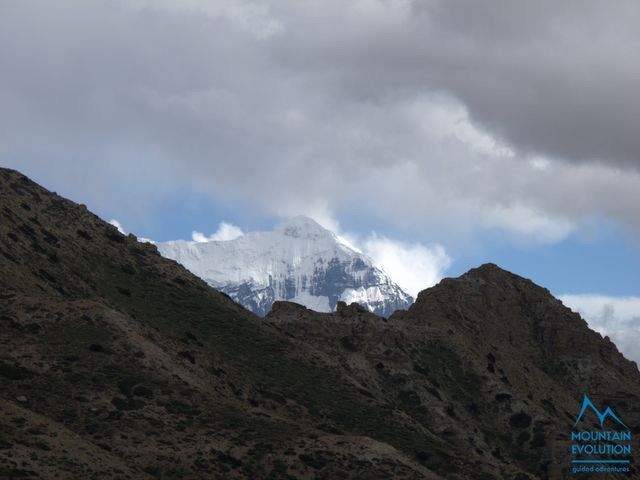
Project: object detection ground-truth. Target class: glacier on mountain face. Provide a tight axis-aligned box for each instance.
[157,216,413,317]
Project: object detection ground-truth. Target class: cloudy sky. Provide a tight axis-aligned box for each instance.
[2,1,639,360]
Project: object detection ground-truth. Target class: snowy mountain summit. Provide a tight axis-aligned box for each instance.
[157,216,413,316]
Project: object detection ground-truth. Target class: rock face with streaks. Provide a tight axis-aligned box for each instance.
[158,215,412,317]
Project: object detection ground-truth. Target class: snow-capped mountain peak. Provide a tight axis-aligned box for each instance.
[276,215,331,239]
[157,216,413,316]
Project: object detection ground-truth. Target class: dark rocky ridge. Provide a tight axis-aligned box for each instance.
[1,167,639,479]
[268,266,640,479]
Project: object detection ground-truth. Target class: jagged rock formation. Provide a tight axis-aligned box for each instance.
[157,215,412,316]
[267,266,640,479]
[1,167,639,479]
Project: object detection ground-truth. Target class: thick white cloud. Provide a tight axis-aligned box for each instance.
[108,219,126,234]
[130,0,283,39]
[301,213,451,296]
[362,234,451,297]
[1,0,639,244]
[481,204,575,245]
[109,218,157,243]
[192,222,244,242]
[560,294,640,365]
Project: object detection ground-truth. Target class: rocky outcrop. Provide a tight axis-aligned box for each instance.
[267,263,640,479]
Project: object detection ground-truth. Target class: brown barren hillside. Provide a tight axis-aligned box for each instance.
[1,167,639,479]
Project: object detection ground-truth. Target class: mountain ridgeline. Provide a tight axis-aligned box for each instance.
[1,167,640,479]
[157,216,413,317]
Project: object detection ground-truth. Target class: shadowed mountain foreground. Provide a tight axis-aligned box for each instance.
[1,168,639,479]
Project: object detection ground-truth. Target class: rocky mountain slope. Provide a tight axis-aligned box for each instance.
[157,216,412,317]
[268,266,640,479]
[1,167,640,479]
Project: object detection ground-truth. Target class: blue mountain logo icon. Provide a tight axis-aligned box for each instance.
[573,394,628,429]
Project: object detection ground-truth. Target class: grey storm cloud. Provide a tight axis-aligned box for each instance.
[264,0,640,167]
[0,0,639,238]
[561,295,640,365]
